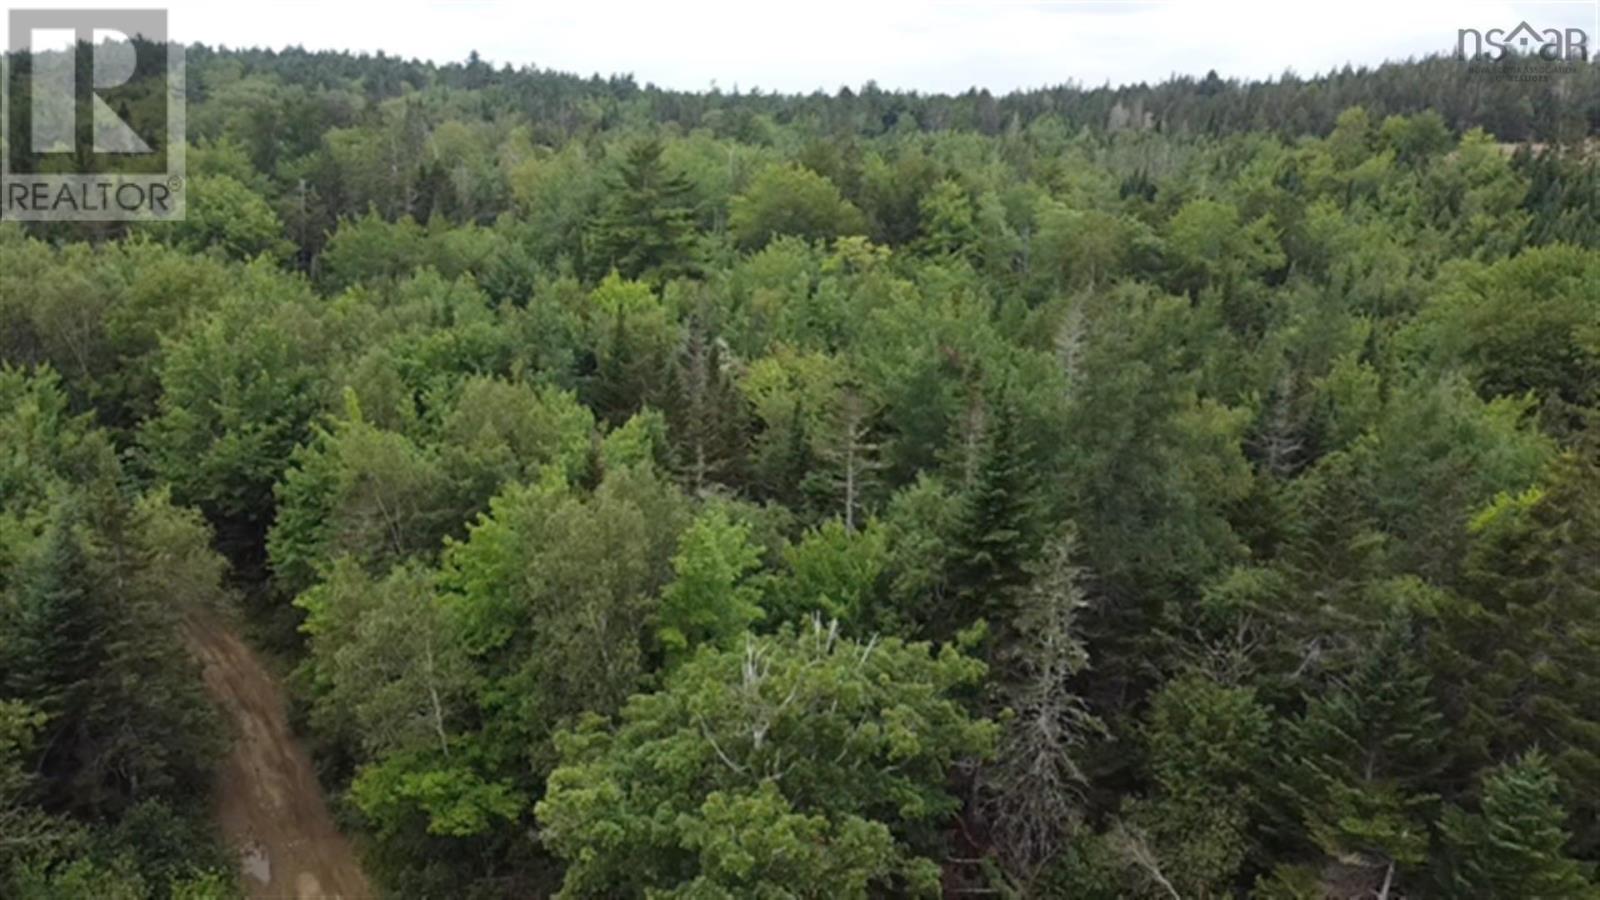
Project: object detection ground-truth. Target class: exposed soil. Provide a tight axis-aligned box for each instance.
[185,612,373,900]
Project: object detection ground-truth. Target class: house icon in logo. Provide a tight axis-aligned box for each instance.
[1505,21,1543,52]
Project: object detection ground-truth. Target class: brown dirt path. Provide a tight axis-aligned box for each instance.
[185,612,374,900]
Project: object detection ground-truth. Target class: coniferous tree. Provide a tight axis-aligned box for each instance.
[7,42,1600,899]
[948,383,1039,622]
[772,399,816,512]
[981,529,1101,888]
[1277,618,1446,897]
[806,382,883,533]
[2,505,105,812]
[1438,435,1600,853]
[666,312,747,494]
[1440,752,1597,899]
[588,139,700,283]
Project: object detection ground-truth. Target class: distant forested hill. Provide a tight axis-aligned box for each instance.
[180,45,1599,142]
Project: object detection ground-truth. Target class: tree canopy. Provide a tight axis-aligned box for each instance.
[2,39,1599,900]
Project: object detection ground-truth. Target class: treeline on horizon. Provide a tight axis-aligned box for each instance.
[188,43,1600,140]
[1,44,1599,899]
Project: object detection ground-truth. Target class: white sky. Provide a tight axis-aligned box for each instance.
[6,0,1599,94]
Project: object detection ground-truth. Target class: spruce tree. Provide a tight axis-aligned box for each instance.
[1441,436,1600,852]
[666,312,747,494]
[1285,617,1445,894]
[948,383,1039,621]
[772,400,815,513]
[1441,752,1598,899]
[2,506,106,802]
[588,139,699,283]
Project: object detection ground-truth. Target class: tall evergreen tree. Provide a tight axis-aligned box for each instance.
[1278,618,1446,897]
[1437,434,1600,854]
[947,383,1039,621]
[588,139,700,283]
[1441,752,1598,899]
[666,312,747,494]
[2,505,106,811]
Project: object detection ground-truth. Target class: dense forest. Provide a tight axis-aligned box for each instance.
[2,41,1599,899]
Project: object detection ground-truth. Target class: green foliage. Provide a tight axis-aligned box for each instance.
[657,506,766,663]
[270,403,452,594]
[1441,752,1598,899]
[913,179,980,260]
[585,273,681,423]
[441,465,690,768]
[0,370,228,896]
[296,561,471,758]
[1,491,222,824]
[1118,675,1271,897]
[1031,202,1140,291]
[664,311,749,491]
[946,383,1042,624]
[1060,284,1252,611]
[1436,441,1600,851]
[1413,245,1600,427]
[730,163,868,249]
[162,174,293,262]
[139,262,333,532]
[587,139,701,282]
[1281,619,1445,891]
[350,749,523,840]
[770,517,887,626]
[319,213,428,290]
[0,700,53,867]
[1166,198,1285,301]
[6,44,1600,897]
[536,621,997,898]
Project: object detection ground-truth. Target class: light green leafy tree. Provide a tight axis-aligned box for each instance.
[537,620,997,898]
[657,506,766,664]
[730,163,868,250]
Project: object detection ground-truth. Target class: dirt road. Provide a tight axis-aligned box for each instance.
[186,613,374,900]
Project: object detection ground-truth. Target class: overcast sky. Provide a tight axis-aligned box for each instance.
[9,0,1600,94]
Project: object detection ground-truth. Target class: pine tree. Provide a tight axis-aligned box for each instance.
[1441,752,1598,899]
[947,384,1039,620]
[588,139,699,283]
[771,400,815,513]
[1284,617,1446,896]
[2,506,106,808]
[1441,435,1600,853]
